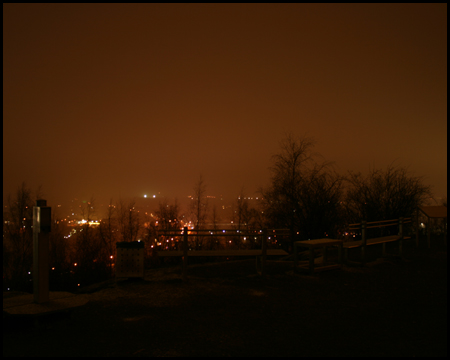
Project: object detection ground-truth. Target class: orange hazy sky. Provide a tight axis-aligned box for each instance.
[3,4,447,207]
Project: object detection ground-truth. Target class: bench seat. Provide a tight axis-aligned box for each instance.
[343,235,400,248]
[366,235,400,245]
[157,249,288,257]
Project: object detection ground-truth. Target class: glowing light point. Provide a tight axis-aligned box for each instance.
[144,194,147,198]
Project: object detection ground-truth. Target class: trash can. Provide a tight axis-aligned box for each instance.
[116,241,145,278]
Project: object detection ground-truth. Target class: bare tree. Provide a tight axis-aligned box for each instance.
[190,175,208,249]
[231,189,258,249]
[75,198,99,269]
[260,135,344,249]
[209,204,221,250]
[154,198,181,250]
[78,197,96,245]
[3,182,34,290]
[155,199,180,232]
[99,199,117,276]
[345,165,432,222]
[116,198,141,242]
[68,197,115,287]
[49,208,71,287]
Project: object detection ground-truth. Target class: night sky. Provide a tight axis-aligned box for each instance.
[3,4,447,209]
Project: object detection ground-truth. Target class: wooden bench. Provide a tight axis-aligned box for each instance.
[343,218,411,265]
[157,249,288,277]
[293,239,343,275]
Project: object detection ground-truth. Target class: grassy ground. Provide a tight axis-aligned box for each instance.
[3,237,447,357]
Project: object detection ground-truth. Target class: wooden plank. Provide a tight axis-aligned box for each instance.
[342,240,363,248]
[191,250,262,256]
[350,218,411,229]
[344,236,400,248]
[158,229,289,236]
[158,233,264,237]
[295,239,343,248]
[348,227,360,231]
[366,223,397,229]
[157,249,288,257]
[366,219,399,225]
[296,264,341,273]
[366,235,400,245]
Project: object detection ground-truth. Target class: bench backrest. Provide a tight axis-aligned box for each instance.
[347,218,412,244]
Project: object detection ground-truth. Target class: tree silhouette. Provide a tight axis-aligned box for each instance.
[190,175,208,249]
[99,199,117,277]
[261,135,344,249]
[3,182,34,291]
[116,199,141,242]
[345,165,432,222]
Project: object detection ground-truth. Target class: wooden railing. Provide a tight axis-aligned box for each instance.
[344,217,412,264]
[156,228,289,279]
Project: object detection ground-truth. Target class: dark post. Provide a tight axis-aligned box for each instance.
[182,226,188,281]
[261,229,267,276]
[309,246,315,275]
[444,216,447,248]
[33,199,51,304]
[398,217,403,256]
[293,239,299,272]
[361,221,367,265]
[416,209,420,247]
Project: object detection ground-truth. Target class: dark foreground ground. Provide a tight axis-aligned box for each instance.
[3,238,447,357]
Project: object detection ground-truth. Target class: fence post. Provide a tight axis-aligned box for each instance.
[416,210,420,247]
[293,240,298,272]
[361,221,366,265]
[399,217,404,256]
[259,229,267,276]
[182,226,188,281]
[444,216,447,248]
